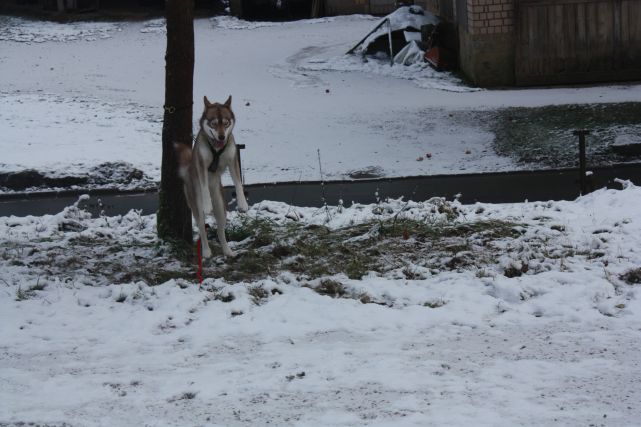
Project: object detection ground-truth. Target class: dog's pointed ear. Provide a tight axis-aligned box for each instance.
[204,96,212,108]
[224,95,232,108]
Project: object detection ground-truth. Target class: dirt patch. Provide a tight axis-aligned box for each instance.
[0,162,154,193]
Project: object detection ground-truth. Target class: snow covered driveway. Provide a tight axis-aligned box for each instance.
[1,16,640,191]
[2,185,641,426]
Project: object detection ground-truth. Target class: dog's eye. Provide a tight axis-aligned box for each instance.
[223,120,230,127]
[209,119,218,126]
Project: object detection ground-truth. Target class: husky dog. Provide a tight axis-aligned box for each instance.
[176,95,249,258]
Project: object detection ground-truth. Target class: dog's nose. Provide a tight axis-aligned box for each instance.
[218,135,225,141]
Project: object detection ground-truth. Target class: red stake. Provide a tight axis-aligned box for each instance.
[196,238,203,285]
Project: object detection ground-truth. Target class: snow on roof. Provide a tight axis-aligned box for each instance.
[359,6,440,53]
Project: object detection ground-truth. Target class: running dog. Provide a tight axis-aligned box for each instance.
[176,95,249,258]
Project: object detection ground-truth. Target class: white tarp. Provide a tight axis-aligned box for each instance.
[358,5,439,54]
[393,40,424,65]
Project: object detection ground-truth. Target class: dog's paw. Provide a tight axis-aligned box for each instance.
[222,247,236,258]
[237,199,249,213]
[201,245,213,259]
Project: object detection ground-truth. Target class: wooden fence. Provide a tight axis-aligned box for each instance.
[515,0,641,85]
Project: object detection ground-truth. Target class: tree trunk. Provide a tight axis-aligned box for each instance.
[157,0,194,244]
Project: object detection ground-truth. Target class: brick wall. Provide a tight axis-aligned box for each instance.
[458,0,515,86]
[466,0,514,35]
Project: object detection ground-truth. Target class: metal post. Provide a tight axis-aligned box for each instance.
[236,144,246,185]
[573,130,590,195]
[346,17,392,56]
[387,18,394,66]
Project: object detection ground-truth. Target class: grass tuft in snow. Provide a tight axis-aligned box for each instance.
[423,299,447,308]
[14,279,46,301]
[310,279,346,298]
[248,285,270,305]
[226,216,275,247]
[620,267,641,285]
[15,286,35,301]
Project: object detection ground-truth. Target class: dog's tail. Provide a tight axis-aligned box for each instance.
[174,142,192,181]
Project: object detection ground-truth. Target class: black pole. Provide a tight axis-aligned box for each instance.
[573,130,590,195]
[236,144,246,184]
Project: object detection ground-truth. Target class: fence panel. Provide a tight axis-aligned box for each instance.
[515,0,641,85]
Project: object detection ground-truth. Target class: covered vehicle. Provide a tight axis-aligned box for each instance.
[349,6,439,57]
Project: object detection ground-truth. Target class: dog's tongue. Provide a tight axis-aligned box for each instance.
[215,140,225,150]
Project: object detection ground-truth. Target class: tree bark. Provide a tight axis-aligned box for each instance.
[157,0,194,244]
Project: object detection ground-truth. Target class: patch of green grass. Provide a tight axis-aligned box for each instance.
[226,217,275,247]
[221,250,278,282]
[3,203,533,289]
[344,256,369,280]
[202,215,525,282]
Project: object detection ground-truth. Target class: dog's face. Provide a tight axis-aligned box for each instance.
[201,95,235,150]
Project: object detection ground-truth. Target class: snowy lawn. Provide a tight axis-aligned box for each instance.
[1,15,641,193]
[2,185,641,426]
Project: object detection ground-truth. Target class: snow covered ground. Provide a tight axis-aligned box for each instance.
[1,15,640,192]
[1,13,641,426]
[2,184,641,426]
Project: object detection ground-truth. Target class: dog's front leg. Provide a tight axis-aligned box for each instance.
[229,154,249,212]
[209,176,235,257]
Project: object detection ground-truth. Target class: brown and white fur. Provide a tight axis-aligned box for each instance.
[176,95,249,258]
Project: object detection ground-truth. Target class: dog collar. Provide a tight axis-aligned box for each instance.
[207,138,229,173]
